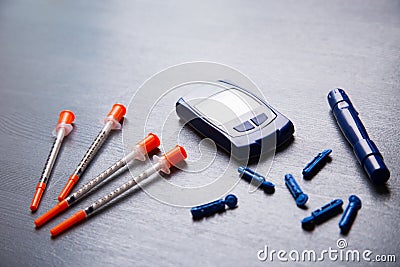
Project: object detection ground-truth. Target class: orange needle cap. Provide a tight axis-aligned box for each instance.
[34,200,69,228]
[30,182,46,212]
[58,174,79,201]
[50,210,87,237]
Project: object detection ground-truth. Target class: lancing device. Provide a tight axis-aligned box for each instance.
[327,88,390,184]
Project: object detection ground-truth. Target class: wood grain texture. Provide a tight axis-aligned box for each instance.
[0,0,399,266]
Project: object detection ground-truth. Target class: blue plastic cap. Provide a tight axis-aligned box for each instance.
[327,88,353,110]
[238,166,275,193]
[261,181,275,189]
[353,139,390,184]
[224,194,238,209]
[296,193,308,207]
[349,195,362,209]
[363,155,390,184]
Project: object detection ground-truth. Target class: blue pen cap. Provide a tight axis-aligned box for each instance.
[363,155,390,184]
[353,139,389,184]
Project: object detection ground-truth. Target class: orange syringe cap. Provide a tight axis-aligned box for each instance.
[58,174,79,201]
[137,133,160,153]
[58,110,75,125]
[163,145,187,168]
[50,210,87,237]
[34,200,69,227]
[107,104,126,123]
[30,182,46,212]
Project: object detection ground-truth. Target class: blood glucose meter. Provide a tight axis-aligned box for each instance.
[175,80,294,160]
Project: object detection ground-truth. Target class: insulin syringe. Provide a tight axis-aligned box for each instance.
[34,133,160,227]
[58,104,126,201]
[50,145,187,237]
[30,110,75,212]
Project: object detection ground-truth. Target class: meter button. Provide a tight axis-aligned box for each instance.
[251,113,268,126]
[233,121,255,132]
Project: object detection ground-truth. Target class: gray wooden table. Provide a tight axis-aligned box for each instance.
[0,1,399,266]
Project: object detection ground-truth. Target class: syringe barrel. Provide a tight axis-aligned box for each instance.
[86,163,161,214]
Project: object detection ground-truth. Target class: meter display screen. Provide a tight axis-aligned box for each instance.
[194,89,260,126]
